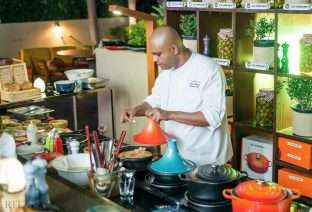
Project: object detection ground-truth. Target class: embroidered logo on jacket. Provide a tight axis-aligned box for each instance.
[189,80,200,88]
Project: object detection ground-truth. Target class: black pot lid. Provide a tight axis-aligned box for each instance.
[196,164,239,182]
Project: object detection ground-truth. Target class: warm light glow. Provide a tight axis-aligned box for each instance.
[278,14,312,75]
[34,77,46,92]
[53,22,63,38]
[112,10,122,16]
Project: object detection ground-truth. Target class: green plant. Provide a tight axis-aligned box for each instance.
[151,1,165,26]
[127,20,146,47]
[286,78,312,112]
[246,16,275,40]
[224,71,234,96]
[179,14,197,38]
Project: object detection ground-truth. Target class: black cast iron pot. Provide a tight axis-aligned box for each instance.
[179,164,248,202]
[118,145,155,171]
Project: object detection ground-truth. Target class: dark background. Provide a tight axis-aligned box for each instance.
[0,0,158,23]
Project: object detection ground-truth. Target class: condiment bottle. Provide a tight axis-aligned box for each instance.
[26,121,38,145]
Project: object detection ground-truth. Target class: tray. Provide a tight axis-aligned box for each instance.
[8,105,54,120]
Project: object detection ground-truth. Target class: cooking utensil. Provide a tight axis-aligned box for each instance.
[118,145,154,171]
[108,131,126,172]
[85,126,94,173]
[179,164,248,202]
[93,130,104,168]
[133,118,168,145]
[245,152,271,173]
[223,180,300,212]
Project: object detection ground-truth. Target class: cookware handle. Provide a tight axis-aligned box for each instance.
[290,189,301,200]
[239,171,248,181]
[222,189,234,200]
[178,173,190,182]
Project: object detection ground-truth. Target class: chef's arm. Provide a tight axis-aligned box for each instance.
[168,111,209,127]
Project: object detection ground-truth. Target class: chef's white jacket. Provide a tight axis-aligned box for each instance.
[145,53,233,165]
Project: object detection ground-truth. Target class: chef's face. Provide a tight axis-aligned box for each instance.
[151,41,178,70]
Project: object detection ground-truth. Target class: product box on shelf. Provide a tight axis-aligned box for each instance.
[278,137,312,170]
[241,135,273,181]
[0,62,41,102]
[278,168,312,198]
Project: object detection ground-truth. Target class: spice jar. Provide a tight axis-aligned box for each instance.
[300,34,312,73]
[256,89,274,127]
[217,29,233,61]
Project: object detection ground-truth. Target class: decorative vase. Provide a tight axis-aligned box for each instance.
[291,105,312,137]
[182,36,198,53]
[253,40,274,67]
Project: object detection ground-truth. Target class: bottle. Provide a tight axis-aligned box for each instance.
[27,121,38,145]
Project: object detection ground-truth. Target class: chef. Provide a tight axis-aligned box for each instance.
[121,26,233,165]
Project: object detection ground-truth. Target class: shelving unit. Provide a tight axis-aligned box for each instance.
[165,3,312,205]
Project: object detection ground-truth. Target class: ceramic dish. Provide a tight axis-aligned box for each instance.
[54,80,75,94]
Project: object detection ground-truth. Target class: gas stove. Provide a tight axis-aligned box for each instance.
[137,173,232,212]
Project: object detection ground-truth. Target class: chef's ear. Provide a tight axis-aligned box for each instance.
[170,44,179,55]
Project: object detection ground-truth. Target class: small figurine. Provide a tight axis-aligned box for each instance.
[280,42,289,74]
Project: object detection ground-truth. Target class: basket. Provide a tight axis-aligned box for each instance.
[0,62,41,102]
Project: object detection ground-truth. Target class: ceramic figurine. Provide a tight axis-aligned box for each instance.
[24,162,40,208]
[203,35,210,56]
[281,42,289,74]
[32,158,50,207]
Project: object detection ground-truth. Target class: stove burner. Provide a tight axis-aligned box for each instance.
[184,191,232,212]
[145,173,187,189]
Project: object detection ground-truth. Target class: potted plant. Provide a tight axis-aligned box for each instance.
[127,20,146,50]
[286,78,312,137]
[246,16,275,67]
[179,14,197,52]
[151,2,165,27]
[225,70,234,117]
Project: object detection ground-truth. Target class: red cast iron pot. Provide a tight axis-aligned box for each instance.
[245,152,271,173]
[223,180,300,212]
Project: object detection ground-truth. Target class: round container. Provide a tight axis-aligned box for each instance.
[300,34,312,73]
[54,80,75,94]
[223,180,300,212]
[118,145,154,171]
[255,89,274,127]
[179,164,247,202]
[217,29,233,60]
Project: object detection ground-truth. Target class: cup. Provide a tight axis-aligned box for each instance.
[95,168,115,197]
[118,168,135,201]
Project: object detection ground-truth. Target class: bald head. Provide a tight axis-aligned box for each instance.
[150,26,184,51]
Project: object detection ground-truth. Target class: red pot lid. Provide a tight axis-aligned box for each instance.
[235,180,287,203]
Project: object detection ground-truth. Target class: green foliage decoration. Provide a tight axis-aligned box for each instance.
[179,14,197,38]
[287,78,312,112]
[127,20,146,47]
[246,16,275,41]
[151,1,165,27]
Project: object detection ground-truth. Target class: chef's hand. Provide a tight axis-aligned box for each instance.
[120,107,136,123]
[145,108,170,122]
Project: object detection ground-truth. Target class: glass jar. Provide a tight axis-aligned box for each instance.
[256,89,274,127]
[217,29,233,60]
[300,34,312,73]
[95,168,115,197]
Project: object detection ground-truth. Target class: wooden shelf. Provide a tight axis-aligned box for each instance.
[277,127,312,145]
[236,65,275,75]
[0,87,110,110]
[167,7,312,14]
[277,72,312,80]
[276,160,312,175]
[235,120,274,133]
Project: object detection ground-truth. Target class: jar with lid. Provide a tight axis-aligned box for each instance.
[256,89,274,127]
[217,29,233,61]
[300,34,312,73]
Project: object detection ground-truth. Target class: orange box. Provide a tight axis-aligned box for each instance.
[278,168,312,198]
[278,137,312,170]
